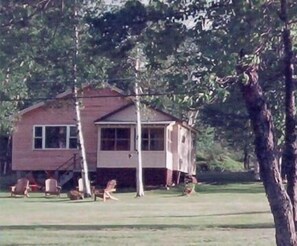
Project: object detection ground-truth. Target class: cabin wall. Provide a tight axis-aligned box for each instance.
[171,124,179,171]
[177,125,196,175]
[165,124,174,170]
[12,88,129,171]
[98,151,167,168]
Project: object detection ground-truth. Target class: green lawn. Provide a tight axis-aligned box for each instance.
[0,182,275,246]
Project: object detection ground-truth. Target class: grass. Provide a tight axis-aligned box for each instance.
[0,182,275,246]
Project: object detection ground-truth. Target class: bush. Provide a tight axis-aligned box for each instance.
[196,143,244,172]
[209,155,244,172]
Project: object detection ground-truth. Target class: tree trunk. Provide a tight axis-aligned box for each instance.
[73,0,91,196]
[280,0,297,225]
[135,54,144,197]
[281,27,297,225]
[243,146,250,170]
[239,64,296,245]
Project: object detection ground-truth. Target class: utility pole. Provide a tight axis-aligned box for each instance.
[73,0,91,196]
[135,50,144,197]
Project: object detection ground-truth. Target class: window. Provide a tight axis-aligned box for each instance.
[69,126,78,149]
[33,125,77,149]
[34,126,43,149]
[142,128,164,151]
[101,128,130,151]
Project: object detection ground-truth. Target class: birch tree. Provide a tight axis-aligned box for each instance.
[134,50,145,197]
[73,0,91,196]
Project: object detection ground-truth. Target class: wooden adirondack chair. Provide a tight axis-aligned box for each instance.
[76,177,90,198]
[11,178,31,197]
[77,178,84,194]
[93,179,118,202]
[44,178,61,196]
[183,175,197,196]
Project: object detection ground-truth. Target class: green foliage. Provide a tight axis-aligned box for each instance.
[194,0,297,151]
[0,1,110,134]
[197,138,244,172]
[196,127,215,152]
[209,155,244,172]
[87,1,147,59]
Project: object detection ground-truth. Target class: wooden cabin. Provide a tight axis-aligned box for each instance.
[12,85,196,187]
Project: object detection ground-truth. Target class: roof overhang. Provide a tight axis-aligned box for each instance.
[18,83,127,116]
[95,121,176,125]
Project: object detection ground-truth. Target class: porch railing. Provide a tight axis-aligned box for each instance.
[54,154,82,187]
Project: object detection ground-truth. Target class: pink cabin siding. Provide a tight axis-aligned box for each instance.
[12,87,129,172]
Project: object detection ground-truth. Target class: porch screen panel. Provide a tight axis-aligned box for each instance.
[101,128,115,150]
[142,128,164,151]
[150,128,164,150]
[101,128,130,151]
[116,128,130,150]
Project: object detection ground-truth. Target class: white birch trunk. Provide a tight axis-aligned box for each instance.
[135,55,144,197]
[73,89,92,196]
[73,0,91,196]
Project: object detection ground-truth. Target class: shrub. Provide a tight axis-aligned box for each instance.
[196,143,244,172]
[210,155,244,172]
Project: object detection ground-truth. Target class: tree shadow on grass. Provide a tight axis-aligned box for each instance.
[196,182,265,194]
[151,182,265,196]
[0,222,274,231]
[24,198,95,203]
[0,195,25,199]
[206,223,274,229]
[0,194,95,203]
[128,210,270,219]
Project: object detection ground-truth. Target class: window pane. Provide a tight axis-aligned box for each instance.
[45,126,67,148]
[150,128,164,138]
[70,126,77,137]
[101,128,115,138]
[116,140,130,150]
[150,139,164,150]
[117,128,130,139]
[142,129,149,139]
[69,126,78,148]
[34,139,42,149]
[69,138,78,149]
[35,127,42,137]
[101,140,115,150]
[142,140,149,150]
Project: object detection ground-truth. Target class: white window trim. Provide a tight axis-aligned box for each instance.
[33,125,77,150]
